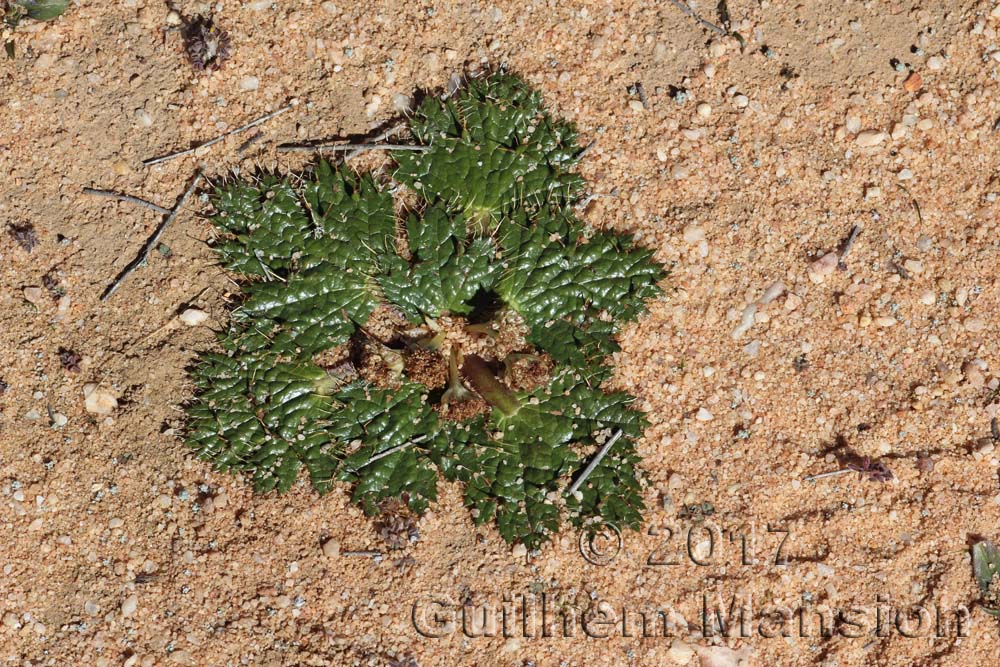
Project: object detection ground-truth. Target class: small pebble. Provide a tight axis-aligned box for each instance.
[84,384,118,415]
[392,93,411,112]
[239,76,260,91]
[511,543,527,558]
[733,94,749,108]
[667,639,695,665]
[23,287,44,306]
[321,538,340,557]
[708,41,726,58]
[855,130,886,147]
[682,225,705,243]
[696,103,712,118]
[121,595,138,617]
[808,252,839,283]
[169,651,195,666]
[178,308,208,326]
[963,362,986,389]
[903,71,923,92]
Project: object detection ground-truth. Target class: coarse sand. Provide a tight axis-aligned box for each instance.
[3,1,1000,665]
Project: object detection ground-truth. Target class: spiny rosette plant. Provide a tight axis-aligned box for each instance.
[185,72,665,549]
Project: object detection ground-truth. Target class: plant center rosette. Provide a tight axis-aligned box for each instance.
[185,72,665,549]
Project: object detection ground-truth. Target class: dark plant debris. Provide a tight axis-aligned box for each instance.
[58,348,82,373]
[42,271,64,298]
[845,456,894,482]
[805,455,893,483]
[375,500,420,550]
[183,15,231,72]
[793,354,809,373]
[8,222,38,252]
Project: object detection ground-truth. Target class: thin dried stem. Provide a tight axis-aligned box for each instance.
[101,171,204,301]
[350,435,429,472]
[342,550,383,558]
[143,102,296,167]
[667,0,727,35]
[838,225,861,259]
[276,143,429,154]
[345,123,406,161]
[803,469,852,483]
[82,188,172,215]
[567,430,624,496]
[236,131,265,155]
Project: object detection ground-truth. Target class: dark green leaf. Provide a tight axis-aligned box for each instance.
[185,348,340,494]
[333,381,441,514]
[393,73,584,226]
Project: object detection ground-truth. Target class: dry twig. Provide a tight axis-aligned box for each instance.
[143,102,296,167]
[276,143,429,154]
[345,123,406,161]
[82,188,172,215]
[101,171,204,301]
[349,436,429,473]
[667,0,727,35]
[567,430,624,496]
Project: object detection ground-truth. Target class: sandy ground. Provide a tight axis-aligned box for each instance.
[4,1,1000,665]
